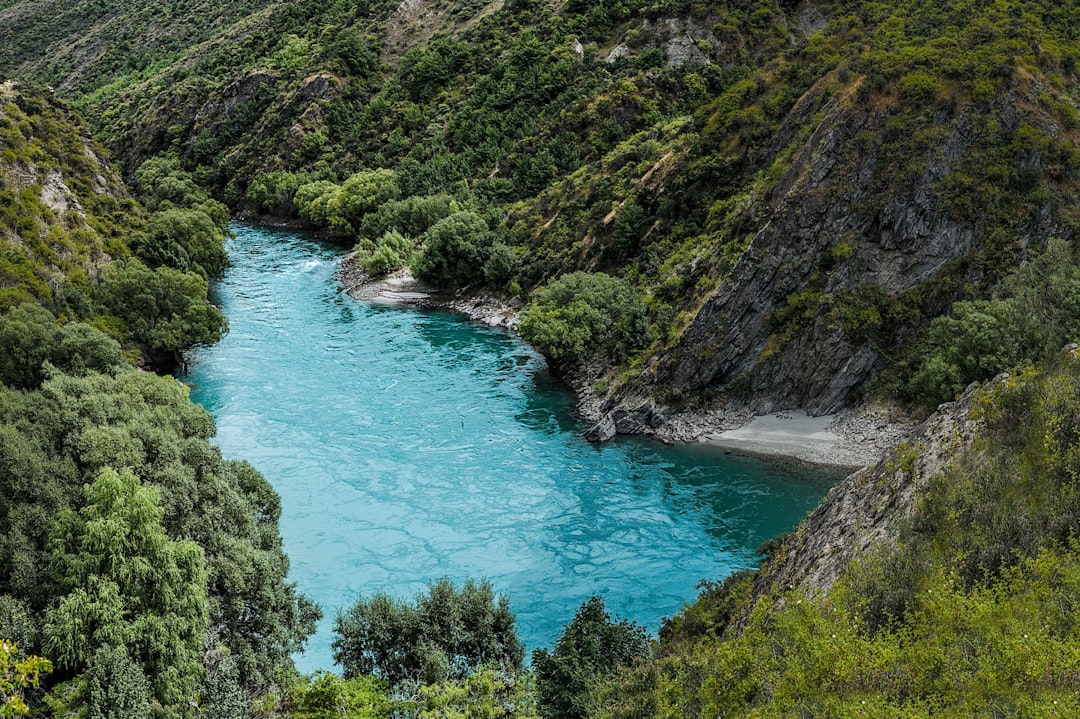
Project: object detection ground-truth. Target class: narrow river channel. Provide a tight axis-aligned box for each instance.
[180,224,836,673]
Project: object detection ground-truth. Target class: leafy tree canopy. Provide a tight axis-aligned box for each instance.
[332,577,523,687]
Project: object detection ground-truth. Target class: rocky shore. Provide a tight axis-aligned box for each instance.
[338,253,916,470]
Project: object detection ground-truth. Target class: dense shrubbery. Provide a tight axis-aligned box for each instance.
[93,259,227,368]
[411,211,495,289]
[519,272,649,364]
[0,368,319,715]
[332,577,523,687]
[134,208,228,279]
[585,354,1080,717]
[294,170,400,235]
[533,596,649,719]
[0,303,123,389]
[908,239,1080,405]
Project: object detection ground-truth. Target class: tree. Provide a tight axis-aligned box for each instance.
[328,169,399,234]
[0,640,50,718]
[44,467,209,707]
[412,212,494,289]
[135,208,228,280]
[332,578,523,687]
[533,597,649,719]
[519,272,649,364]
[94,259,227,367]
[85,646,150,719]
[0,304,123,389]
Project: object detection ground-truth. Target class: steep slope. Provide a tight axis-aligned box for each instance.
[0,82,316,718]
[590,354,1080,716]
[0,80,138,308]
[5,1,1080,422]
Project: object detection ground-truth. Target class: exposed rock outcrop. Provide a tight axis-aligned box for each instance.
[749,379,988,600]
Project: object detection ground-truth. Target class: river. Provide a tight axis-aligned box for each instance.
[180,224,836,673]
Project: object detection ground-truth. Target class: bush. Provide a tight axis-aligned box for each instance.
[358,194,453,241]
[0,304,124,389]
[907,239,1080,406]
[327,169,400,234]
[94,259,227,367]
[134,208,228,279]
[412,212,494,289]
[533,596,649,719]
[358,230,414,277]
[519,272,649,363]
[332,578,523,687]
[245,171,306,216]
[294,180,340,226]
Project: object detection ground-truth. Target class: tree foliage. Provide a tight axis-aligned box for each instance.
[412,212,494,289]
[44,467,208,706]
[533,596,649,719]
[135,208,228,280]
[332,578,523,687]
[0,304,123,389]
[0,640,51,719]
[908,239,1080,405]
[94,259,227,367]
[519,272,649,363]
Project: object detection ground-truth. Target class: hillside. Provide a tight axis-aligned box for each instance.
[4,0,1080,428]
[3,0,1080,715]
[589,356,1080,716]
[0,84,317,718]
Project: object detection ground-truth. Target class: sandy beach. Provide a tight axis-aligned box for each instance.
[704,410,897,468]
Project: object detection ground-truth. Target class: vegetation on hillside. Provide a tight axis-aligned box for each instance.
[5,0,1076,408]
[4,0,1080,715]
[0,84,319,717]
[584,354,1080,716]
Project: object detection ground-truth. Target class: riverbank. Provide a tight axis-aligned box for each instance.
[337,253,915,470]
[338,256,520,330]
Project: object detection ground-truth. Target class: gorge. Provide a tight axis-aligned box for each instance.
[180,223,837,671]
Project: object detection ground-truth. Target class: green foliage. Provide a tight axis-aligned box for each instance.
[594,351,1080,717]
[294,181,340,226]
[399,666,537,719]
[94,258,227,367]
[0,369,318,706]
[519,272,649,363]
[908,239,1080,405]
[358,195,453,242]
[412,212,495,289]
[44,466,208,707]
[0,304,123,389]
[533,596,649,719]
[245,171,306,216]
[85,645,151,719]
[332,578,524,688]
[0,640,51,718]
[286,672,390,719]
[357,230,414,277]
[135,208,228,279]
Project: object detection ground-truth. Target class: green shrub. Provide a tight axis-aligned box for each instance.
[412,212,494,289]
[245,171,305,216]
[519,272,649,363]
[332,578,523,687]
[93,259,226,368]
[358,230,414,277]
[134,208,228,279]
[0,303,124,389]
[533,596,649,719]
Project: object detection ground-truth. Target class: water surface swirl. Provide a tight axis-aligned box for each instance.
[182,224,836,672]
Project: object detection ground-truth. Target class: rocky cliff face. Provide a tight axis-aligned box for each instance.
[648,82,1075,417]
[748,379,987,601]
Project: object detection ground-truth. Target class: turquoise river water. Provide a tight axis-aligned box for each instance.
[180,224,836,673]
